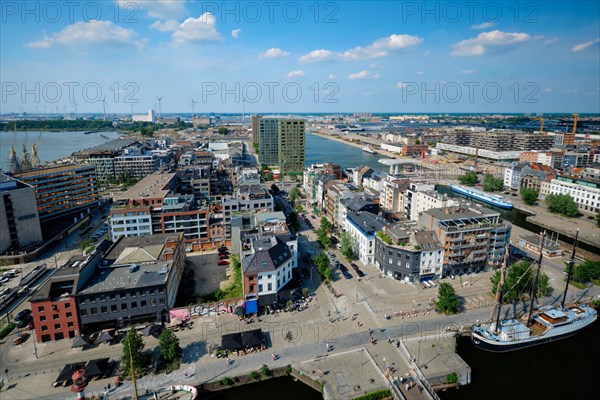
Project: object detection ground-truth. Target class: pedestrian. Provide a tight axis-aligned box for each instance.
[271,353,276,361]
[184,371,188,378]
[406,383,410,391]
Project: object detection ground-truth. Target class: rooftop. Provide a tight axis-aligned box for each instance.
[116,172,177,201]
[72,138,138,158]
[242,237,292,274]
[346,211,386,235]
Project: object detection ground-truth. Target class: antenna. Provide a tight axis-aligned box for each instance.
[155,96,163,118]
[72,101,79,118]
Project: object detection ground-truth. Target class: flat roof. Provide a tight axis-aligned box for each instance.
[116,172,177,201]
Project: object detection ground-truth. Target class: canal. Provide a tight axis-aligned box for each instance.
[205,376,322,400]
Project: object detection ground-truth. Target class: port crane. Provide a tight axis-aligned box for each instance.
[571,113,579,134]
[533,117,545,134]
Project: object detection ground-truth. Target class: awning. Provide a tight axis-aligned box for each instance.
[97,330,114,343]
[221,329,264,351]
[245,299,258,314]
[85,358,110,378]
[221,333,244,350]
[71,335,89,349]
[241,329,264,347]
[142,323,161,336]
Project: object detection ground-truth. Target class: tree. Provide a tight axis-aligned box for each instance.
[340,231,355,260]
[270,183,280,194]
[545,194,578,217]
[571,260,600,283]
[265,172,274,182]
[121,328,145,378]
[520,188,538,205]
[458,171,478,186]
[218,127,229,135]
[436,282,460,314]
[159,328,182,366]
[295,204,303,213]
[482,174,504,192]
[289,187,301,205]
[316,229,331,248]
[491,260,550,303]
[314,252,331,282]
[319,217,332,233]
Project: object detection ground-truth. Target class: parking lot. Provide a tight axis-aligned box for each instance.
[184,252,229,297]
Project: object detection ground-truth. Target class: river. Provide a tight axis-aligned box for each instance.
[0,130,120,169]
[208,376,322,399]
[305,132,385,171]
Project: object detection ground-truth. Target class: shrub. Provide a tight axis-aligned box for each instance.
[446,372,459,384]
[0,322,16,339]
[260,364,271,377]
[220,376,233,386]
[249,371,259,380]
[352,389,392,400]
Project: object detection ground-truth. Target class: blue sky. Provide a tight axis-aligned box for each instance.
[1,0,599,114]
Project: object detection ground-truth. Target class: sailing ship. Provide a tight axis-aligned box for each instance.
[471,230,597,352]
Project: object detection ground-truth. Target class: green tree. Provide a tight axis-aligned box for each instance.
[482,174,504,192]
[458,171,478,186]
[289,187,301,205]
[314,252,332,282]
[270,183,280,194]
[121,328,145,378]
[545,194,578,217]
[520,188,539,205]
[295,204,303,213]
[316,229,331,248]
[340,231,355,260]
[491,260,550,303]
[159,328,182,366]
[218,127,229,135]
[319,217,332,232]
[435,282,460,314]
[288,211,300,230]
[265,172,274,181]
[571,260,600,283]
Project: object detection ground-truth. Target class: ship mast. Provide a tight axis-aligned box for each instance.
[561,228,579,308]
[490,243,510,332]
[527,231,546,327]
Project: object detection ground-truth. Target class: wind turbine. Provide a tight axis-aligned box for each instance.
[155,96,163,118]
[101,97,107,121]
[72,101,79,118]
[191,98,197,121]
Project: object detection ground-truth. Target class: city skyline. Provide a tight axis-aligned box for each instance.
[1,1,599,114]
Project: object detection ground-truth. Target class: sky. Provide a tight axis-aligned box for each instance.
[1,0,599,114]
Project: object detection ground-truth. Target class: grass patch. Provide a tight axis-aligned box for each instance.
[566,279,588,290]
[0,323,16,339]
[353,389,392,400]
[446,372,458,384]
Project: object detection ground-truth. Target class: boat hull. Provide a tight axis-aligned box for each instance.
[471,320,596,352]
[450,185,513,209]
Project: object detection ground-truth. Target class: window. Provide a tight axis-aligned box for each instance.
[66,312,72,318]
[159,298,165,305]
[80,309,88,317]
[120,293,127,299]
[90,307,97,315]
[67,322,74,328]
[151,299,156,306]
[121,303,127,311]
[41,325,48,331]
[258,284,263,292]
[249,285,254,293]
[65,303,71,309]
[100,307,107,314]
[54,323,61,329]
[40,316,46,322]
[141,301,147,308]
[268,283,272,291]
[37,306,45,312]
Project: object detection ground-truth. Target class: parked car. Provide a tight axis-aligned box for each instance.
[0,277,10,284]
[218,260,230,266]
[25,321,34,330]
[219,254,229,260]
[16,316,32,328]
[14,309,31,321]
[12,332,30,345]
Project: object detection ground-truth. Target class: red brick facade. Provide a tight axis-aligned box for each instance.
[31,297,80,342]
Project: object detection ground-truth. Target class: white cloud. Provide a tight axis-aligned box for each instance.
[115,0,186,19]
[471,22,496,30]
[27,20,143,49]
[396,82,409,89]
[287,70,305,78]
[416,71,424,75]
[231,29,241,39]
[259,48,290,59]
[328,74,337,80]
[172,13,223,44]
[299,49,334,62]
[543,37,559,45]
[150,19,179,32]
[461,69,476,74]
[572,38,600,52]
[542,88,552,92]
[561,89,580,93]
[340,34,423,60]
[451,30,531,56]
[348,70,380,80]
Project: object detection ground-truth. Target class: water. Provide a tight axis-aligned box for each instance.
[440,320,599,400]
[0,130,120,168]
[305,132,385,171]
[207,376,322,400]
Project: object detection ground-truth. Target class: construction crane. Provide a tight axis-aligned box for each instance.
[571,113,579,134]
[533,117,545,134]
[564,113,578,145]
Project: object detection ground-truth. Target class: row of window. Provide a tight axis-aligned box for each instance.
[80,298,165,317]
[38,312,72,321]
[37,303,71,312]
[40,321,75,331]
[80,288,164,304]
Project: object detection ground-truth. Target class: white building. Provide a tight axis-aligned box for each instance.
[411,191,458,221]
[132,110,155,123]
[344,211,387,266]
[549,178,600,214]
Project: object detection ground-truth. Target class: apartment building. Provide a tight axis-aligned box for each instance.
[14,164,99,222]
[374,223,443,282]
[258,117,306,173]
[344,211,387,266]
[419,205,511,276]
[0,173,43,254]
[549,176,600,214]
[410,191,458,221]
